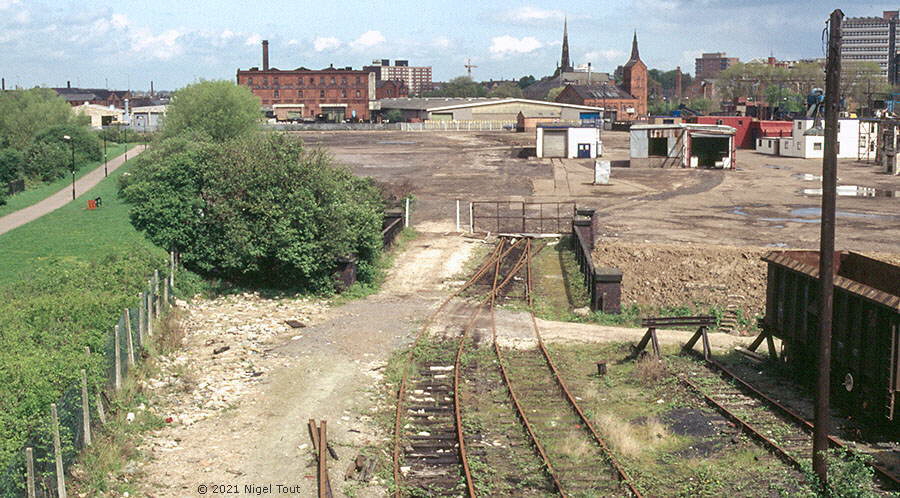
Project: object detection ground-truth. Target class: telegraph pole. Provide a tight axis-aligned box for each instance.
[814,8,843,486]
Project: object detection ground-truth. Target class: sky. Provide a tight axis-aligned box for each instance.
[0,0,896,91]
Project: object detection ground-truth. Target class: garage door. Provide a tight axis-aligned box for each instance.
[542,130,566,157]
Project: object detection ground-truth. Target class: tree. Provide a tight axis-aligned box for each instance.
[120,133,385,291]
[22,141,68,182]
[0,88,77,150]
[764,85,804,114]
[517,75,536,89]
[841,61,891,111]
[162,80,262,142]
[33,124,101,164]
[383,109,404,123]
[423,77,487,97]
[488,83,523,98]
[0,148,22,184]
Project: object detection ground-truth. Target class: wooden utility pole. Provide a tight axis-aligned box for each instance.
[814,8,843,486]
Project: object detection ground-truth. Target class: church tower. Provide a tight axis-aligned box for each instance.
[621,32,648,116]
[559,18,573,74]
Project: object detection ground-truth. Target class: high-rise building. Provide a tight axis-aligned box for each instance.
[841,11,898,83]
[695,52,739,80]
[363,60,432,95]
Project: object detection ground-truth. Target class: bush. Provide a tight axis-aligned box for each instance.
[798,448,880,497]
[22,141,69,181]
[121,133,384,291]
[0,148,22,184]
[33,124,102,164]
[162,80,261,142]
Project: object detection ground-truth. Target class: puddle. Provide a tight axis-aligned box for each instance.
[801,185,898,198]
[377,140,417,145]
[792,173,823,181]
[733,206,897,224]
[763,164,792,170]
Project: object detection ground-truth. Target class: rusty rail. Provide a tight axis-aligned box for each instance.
[688,352,900,489]
[524,242,643,498]
[308,419,333,498]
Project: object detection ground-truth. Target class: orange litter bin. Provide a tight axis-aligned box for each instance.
[87,199,97,210]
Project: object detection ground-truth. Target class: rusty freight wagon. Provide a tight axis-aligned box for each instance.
[759,251,900,427]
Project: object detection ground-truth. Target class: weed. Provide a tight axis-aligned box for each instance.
[634,355,667,385]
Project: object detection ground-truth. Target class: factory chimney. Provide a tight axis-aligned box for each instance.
[1,78,4,91]
[67,80,71,89]
[262,40,269,71]
[150,80,154,96]
[675,66,682,99]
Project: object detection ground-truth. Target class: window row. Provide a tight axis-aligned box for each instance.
[246,75,365,86]
[269,89,363,98]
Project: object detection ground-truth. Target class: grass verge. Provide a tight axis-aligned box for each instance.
[0,143,135,218]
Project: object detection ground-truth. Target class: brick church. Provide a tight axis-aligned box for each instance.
[554,28,648,121]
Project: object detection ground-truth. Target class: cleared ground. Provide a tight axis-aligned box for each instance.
[295,129,900,254]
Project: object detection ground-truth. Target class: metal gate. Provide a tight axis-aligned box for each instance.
[471,201,576,234]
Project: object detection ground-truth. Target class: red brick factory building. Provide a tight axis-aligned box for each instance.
[237,40,376,122]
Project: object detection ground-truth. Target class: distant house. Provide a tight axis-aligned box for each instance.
[555,84,641,122]
[52,83,131,108]
[630,123,736,168]
[756,118,859,159]
[536,125,601,159]
[129,105,167,132]
[375,80,409,99]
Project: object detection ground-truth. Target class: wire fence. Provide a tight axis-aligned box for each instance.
[2,252,178,498]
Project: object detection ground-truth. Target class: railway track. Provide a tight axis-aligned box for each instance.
[393,238,530,496]
[675,352,900,491]
[489,238,642,497]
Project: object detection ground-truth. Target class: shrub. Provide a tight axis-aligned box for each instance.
[0,148,22,184]
[22,141,69,181]
[799,448,880,497]
[121,133,384,291]
[162,80,261,142]
[33,124,102,165]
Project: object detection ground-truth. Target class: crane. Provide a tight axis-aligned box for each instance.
[464,58,478,78]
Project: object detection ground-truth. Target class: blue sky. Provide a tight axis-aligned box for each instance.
[0,1,894,91]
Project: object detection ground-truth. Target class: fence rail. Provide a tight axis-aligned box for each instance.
[5,252,179,497]
[401,120,515,132]
[471,201,575,234]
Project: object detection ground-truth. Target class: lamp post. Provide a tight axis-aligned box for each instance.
[103,136,108,177]
[63,135,75,200]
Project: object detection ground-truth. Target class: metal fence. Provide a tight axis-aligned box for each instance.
[2,254,178,497]
[470,201,576,234]
[401,120,516,132]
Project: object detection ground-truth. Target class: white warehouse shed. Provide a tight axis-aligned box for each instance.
[536,125,602,159]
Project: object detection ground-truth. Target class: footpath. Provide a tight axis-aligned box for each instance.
[0,145,145,236]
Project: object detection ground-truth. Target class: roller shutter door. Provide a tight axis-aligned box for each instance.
[542,130,566,157]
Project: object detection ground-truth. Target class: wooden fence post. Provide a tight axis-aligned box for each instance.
[153,271,160,319]
[114,324,122,391]
[138,291,146,343]
[80,369,91,447]
[146,289,153,337]
[25,447,35,498]
[125,309,135,369]
[95,391,106,425]
[162,275,169,311]
[50,404,67,498]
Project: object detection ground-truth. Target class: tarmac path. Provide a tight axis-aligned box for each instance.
[0,145,145,236]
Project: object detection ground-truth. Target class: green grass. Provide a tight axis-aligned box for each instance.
[0,143,135,218]
[0,149,152,285]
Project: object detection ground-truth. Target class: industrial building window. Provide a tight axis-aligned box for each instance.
[814,143,822,150]
[298,90,303,97]
[649,137,668,156]
[758,139,762,147]
[716,119,724,125]
[311,77,315,84]
[320,90,325,97]
[320,76,325,84]
[273,89,279,98]
[248,77,253,85]
[330,77,335,84]
[341,77,347,85]
[356,90,361,97]
[341,89,347,97]
[356,76,362,84]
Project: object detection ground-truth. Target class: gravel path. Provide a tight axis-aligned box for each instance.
[0,145,145,235]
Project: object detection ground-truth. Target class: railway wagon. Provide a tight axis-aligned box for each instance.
[762,250,900,428]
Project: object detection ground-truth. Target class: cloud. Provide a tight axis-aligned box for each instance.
[0,0,22,9]
[245,33,262,46]
[350,30,385,49]
[506,6,565,23]
[489,35,543,57]
[287,39,300,46]
[584,49,624,63]
[432,36,451,49]
[313,36,341,52]
[130,28,184,60]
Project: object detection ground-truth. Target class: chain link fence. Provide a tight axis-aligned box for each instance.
[1,255,177,497]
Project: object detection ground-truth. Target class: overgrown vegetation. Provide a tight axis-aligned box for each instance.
[161,80,261,142]
[121,131,385,291]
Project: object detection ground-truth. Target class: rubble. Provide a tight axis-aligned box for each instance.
[142,292,329,437]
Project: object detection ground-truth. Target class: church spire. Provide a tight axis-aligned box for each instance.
[629,31,640,62]
[560,18,572,73]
